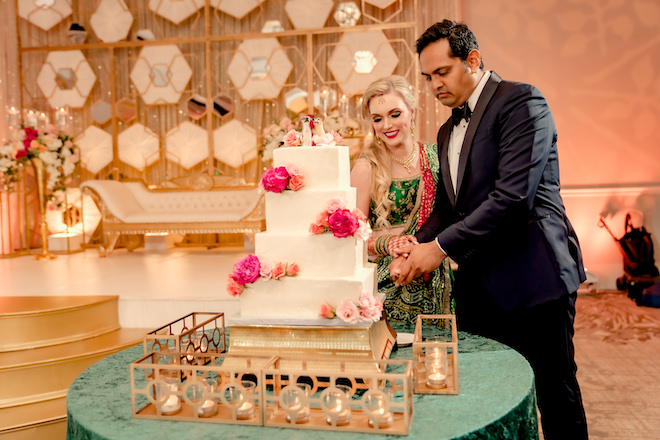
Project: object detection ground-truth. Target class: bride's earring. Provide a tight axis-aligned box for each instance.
[410,118,415,138]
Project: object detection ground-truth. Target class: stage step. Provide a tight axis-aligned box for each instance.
[0,296,150,437]
[0,296,121,352]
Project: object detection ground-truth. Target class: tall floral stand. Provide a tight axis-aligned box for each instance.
[30,158,56,260]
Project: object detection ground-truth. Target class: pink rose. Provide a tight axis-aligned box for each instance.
[312,133,334,146]
[353,208,367,222]
[24,127,38,141]
[284,162,301,176]
[260,258,275,279]
[279,117,292,130]
[232,254,261,285]
[336,300,360,324]
[15,147,28,160]
[286,263,300,276]
[332,131,344,144]
[319,303,336,319]
[283,129,300,147]
[327,209,359,238]
[227,274,244,296]
[325,198,346,213]
[309,222,326,234]
[315,211,329,228]
[271,262,287,280]
[260,167,290,193]
[288,174,305,191]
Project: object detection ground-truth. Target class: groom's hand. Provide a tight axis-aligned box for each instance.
[391,241,446,286]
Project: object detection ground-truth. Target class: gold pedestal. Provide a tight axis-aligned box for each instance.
[228,319,396,365]
[31,158,56,260]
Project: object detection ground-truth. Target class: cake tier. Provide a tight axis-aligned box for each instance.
[255,232,364,277]
[264,188,357,233]
[239,263,376,320]
[273,146,350,190]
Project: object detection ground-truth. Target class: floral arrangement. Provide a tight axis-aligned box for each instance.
[0,124,79,208]
[259,162,304,194]
[282,127,344,147]
[319,292,384,324]
[261,116,299,161]
[309,198,370,240]
[226,254,300,296]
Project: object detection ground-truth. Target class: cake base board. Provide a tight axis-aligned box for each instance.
[227,319,396,371]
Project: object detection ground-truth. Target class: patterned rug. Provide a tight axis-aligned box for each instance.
[574,290,660,344]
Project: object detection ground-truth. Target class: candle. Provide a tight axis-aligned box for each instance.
[366,391,393,428]
[324,385,352,426]
[160,383,181,415]
[426,372,447,389]
[235,399,255,419]
[284,383,311,424]
[425,341,448,389]
[197,398,217,417]
[369,406,394,428]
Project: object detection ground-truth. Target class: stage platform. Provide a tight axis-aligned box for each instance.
[0,247,249,329]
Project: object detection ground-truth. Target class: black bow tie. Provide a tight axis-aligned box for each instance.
[451,104,472,126]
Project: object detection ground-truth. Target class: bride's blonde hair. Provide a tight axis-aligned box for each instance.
[360,75,417,229]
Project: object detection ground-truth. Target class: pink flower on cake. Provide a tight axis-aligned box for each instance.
[319,303,336,319]
[325,197,347,213]
[283,129,301,147]
[232,254,261,285]
[327,209,359,238]
[336,300,360,324]
[312,133,335,146]
[286,263,300,276]
[331,131,344,144]
[309,223,325,234]
[358,292,383,322]
[259,258,276,279]
[288,174,305,191]
[226,274,244,297]
[260,166,290,193]
[270,262,287,280]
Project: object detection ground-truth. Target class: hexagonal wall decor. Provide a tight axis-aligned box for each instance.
[90,0,134,43]
[365,0,398,8]
[213,119,257,169]
[284,0,333,29]
[36,50,97,108]
[328,31,398,96]
[91,100,112,124]
[164,121,209,169]
[212,0,265,19]
[148,0,203,25]
[334,1,360,26]
[18,0,72,31]
[116,97,138,122]
[227,38,292,101]
[129,45,193,105]
[118,123,160,171]
[76,125,113,174]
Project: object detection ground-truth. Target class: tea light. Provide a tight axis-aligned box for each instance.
[366,392,393,428]
[197,398,217,417]
[284,384,311,424]
[326,401,351,426]
[369,407,394,428]
[160,384,181,415]
[425,342,448,389]
[426,372,447,389]
[236,399,255,419]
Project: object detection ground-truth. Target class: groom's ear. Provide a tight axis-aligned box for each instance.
[466,49,481,73]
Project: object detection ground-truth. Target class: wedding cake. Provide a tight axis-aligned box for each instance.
[227,144,384,326]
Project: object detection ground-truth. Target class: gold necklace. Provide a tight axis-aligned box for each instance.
[389,144,417,173]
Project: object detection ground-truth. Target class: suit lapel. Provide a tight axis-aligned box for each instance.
[437,121,455,207]
[455,72,502,197]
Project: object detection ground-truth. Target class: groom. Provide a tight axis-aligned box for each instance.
[391,20,588,440]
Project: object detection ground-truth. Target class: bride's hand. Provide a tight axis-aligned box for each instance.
[388,235,418,258]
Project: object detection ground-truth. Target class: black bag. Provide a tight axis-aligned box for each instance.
[618,213,660,278]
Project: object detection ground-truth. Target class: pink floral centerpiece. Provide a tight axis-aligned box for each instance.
[259,162,305,194]
[309,198,370,240]
[226,254,299,296]
[319,292,384,324]
[0,124,79,208]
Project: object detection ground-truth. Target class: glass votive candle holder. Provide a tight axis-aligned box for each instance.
[365,390,394,428]
[197,379,218,417]
[232,380,256,420]
[425,337,448,389]
[282,383,312,424]
[157,376,181,415]
[323,384,352,426]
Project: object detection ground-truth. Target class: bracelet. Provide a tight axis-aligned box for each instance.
[374,235,392,256]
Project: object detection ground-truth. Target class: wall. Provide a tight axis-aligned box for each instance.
[458,0,660,289]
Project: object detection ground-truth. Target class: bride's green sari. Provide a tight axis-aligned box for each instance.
[368,142,454,323]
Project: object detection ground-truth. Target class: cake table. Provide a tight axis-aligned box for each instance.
[66,326,538,439]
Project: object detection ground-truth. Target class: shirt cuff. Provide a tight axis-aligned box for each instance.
[435,237,448,257]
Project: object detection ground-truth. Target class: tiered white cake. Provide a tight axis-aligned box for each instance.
[235,145,380,325]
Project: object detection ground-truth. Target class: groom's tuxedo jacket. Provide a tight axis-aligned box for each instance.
[416,72,586,311]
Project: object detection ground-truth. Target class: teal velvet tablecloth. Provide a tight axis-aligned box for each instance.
[66,325,538,440]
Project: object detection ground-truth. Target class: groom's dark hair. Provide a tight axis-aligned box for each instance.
[416,19,484,69]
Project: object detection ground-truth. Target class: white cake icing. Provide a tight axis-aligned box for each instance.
[235,145,379,324]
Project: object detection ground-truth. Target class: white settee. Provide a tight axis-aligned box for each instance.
[80,180,264,256]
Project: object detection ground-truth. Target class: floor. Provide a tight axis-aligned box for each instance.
[2,246,660,439]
